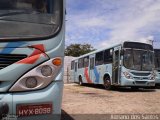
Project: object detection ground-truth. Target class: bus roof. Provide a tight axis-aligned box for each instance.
[72,42,122,61]
[71,41,152,61]
[154,49,160,51]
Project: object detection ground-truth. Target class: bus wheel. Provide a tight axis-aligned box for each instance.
[104,76,112,90]
[79,76,83,86]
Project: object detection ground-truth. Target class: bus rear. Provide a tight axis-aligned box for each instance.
[0,0,65,119]
[121,42,155,88]
[154,49,160,85]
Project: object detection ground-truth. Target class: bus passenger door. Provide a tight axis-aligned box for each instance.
[112,48,120,85]
[89,57,95,83]
[74,62,78,82]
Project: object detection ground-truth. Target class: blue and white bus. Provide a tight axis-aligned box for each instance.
[70,41,155,89]
[154,49,160,85]
[0,0,65,119]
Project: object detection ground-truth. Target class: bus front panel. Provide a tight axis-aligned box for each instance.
[121,42,155,87]
[0,0,65,119]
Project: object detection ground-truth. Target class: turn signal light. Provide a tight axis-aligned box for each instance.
[52,58,62,66]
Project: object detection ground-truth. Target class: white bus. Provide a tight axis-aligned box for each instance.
[70,41,155,89]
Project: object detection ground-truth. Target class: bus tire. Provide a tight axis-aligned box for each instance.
[79,76,83,86]
[103,76,112,90]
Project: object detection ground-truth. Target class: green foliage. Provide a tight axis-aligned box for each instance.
[65,43,96,57]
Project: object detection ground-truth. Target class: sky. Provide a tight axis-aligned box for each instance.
[66,0,160,49]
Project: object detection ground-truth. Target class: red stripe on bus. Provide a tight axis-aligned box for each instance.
[17,54,41,64]
[17,44,46,64]
[29,44,46,57]
[84,67,92,83]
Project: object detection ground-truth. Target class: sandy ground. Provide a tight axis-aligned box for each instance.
[61,83,160,120]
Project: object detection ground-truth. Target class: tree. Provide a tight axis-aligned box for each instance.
[65,43,96,57]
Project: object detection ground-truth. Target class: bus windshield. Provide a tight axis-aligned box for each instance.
[124,49,154,71]
[154,50,160,70]
[0,0,61,40]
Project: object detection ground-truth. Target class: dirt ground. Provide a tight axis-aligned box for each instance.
[61,83,160,120]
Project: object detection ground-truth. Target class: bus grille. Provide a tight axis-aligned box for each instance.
[133,77,149,80]
[131,72,151,76]
[135,81,147,84]
[0,54,27,70]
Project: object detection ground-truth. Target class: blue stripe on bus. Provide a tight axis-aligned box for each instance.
[94,67,100,83]
[1,42,25,54]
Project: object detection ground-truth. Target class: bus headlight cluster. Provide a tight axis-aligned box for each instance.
[123,72,132,79]
[149,76,155,80]
[149,73,156,80]
[149,70,157,80]
[9,57,62,92]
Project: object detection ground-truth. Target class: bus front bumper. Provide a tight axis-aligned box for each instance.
[120,76,155,87]
[0,81,63,120]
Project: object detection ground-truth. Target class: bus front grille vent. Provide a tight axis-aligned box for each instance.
[135,81,147,84]
[0,54,27,70]
[131,72,151,76]
[133,77,148,80]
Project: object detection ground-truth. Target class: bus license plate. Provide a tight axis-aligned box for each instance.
[16,103,53,117]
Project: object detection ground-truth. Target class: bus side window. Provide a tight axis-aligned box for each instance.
[95,51,104,66]
[104,49,113,64]
[78,58,84,68]
[75,62,77,72]
[71,61,74,70]
[90,58,95,70]
[84,56,89,67]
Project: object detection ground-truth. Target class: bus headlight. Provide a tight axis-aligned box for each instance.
[26,77,38,88]
[149,71,156,80]
[149,73,156,80]
[9,57,62,92]
[123,72,132,79]
[149,76,155,80]
[41,65,52,77]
